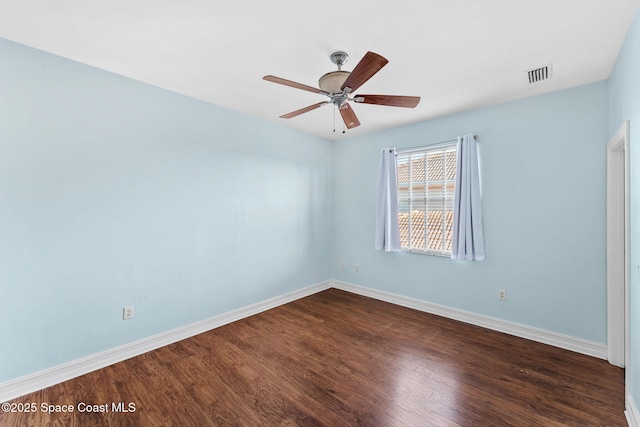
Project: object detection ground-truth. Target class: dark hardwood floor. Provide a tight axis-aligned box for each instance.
[0,288,626,426]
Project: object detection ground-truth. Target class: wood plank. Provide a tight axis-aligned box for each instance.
[0,288,626,426]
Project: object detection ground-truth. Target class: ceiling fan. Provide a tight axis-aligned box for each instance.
[263,51,420,130]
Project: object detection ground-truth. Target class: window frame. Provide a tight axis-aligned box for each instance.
[396,142,457,257]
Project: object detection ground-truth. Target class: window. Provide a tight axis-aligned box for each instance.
[396,143,457,256]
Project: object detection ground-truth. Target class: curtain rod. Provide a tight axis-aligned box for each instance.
[396,134,478,154]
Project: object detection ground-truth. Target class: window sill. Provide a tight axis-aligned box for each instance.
[402,249,451,258]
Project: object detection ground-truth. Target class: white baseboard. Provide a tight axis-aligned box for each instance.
[627,395,640,427]
[1,279,609,404]
[0,281,332,403]
[330,280,607,360]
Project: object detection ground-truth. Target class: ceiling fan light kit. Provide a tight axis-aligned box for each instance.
[263,51,420,130]
[318,51,350,94]
[318,71,350,95]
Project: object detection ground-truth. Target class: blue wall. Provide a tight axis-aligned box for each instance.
[0,39,333,383]
[333,82,609,343]
[0,27,628,388]
[609,5,640,412]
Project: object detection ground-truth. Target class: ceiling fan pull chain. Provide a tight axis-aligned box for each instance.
[333,104,336,133]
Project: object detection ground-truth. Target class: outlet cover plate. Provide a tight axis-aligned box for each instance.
[123,306,134,320]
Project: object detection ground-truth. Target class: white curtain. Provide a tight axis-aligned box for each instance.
[375,148,402,252]
[452,133,485,261]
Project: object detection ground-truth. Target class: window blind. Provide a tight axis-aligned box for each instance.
[396,143,457,255]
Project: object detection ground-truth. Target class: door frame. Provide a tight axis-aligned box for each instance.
[606,120,630,369]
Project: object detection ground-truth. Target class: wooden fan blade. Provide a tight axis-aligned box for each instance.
[354,94,420,108]
[339,103,361,129]
[263,75,329,95]
[280,101,329,119]
[340,51,389,93]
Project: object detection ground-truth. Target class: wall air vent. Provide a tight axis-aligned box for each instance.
[526,64,552,83]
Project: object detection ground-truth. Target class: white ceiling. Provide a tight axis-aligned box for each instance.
[0,0,638,141]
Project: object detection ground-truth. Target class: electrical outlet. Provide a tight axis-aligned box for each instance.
[340,262,345,270]
[355,264,360,273]
[123,306,134,320]
[498,290,507,301]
